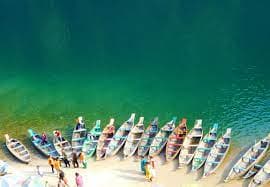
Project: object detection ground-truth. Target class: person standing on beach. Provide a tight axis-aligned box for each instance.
[61,149,70,168]
[48,155,54,173]
[149,156,155,168]
[140,156,147,174]
[54,157,62,175]
[145,162,152,182]
[58,178,68,187]
[149,156,156,181]
[58,171,69,187]
[75,172,84,187]
[72,151,79,168]
[78,152,86,168]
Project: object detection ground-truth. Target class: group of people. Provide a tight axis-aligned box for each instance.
[48,151,86,171]
[140,156,156,182]
[72,151,86,168]
[46,151,85,187]
[53,117,87,186]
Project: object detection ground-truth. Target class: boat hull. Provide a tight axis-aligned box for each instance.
[6,137,31,164]
[225,135,270,182]
[71,128,87,153]
[178,120,203,167]
[165,119,188,162]
[137,118,159,157]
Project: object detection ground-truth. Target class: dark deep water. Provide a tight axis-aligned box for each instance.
[0,1,270,149]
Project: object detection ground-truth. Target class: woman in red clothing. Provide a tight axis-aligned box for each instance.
[54,130,64,141]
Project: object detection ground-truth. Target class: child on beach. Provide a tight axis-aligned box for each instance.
[61,149,70,168]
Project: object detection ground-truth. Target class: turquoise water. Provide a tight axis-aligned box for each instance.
[0,1,270,151]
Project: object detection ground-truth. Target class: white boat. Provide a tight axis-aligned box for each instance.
[71,126,87,153]
[192,124,218,171]
[53,133,72,159]
[149,117,176,157]
[203,128,232,177]
[5,134,31,164]
[243,164,263,179]
[123,117,145,158]
[106,114,135,157]
[249,159,270,187]
[225,134,270,182]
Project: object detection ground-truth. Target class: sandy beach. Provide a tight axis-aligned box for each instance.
[2,148,249,187]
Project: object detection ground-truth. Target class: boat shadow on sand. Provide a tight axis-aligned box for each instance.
[159,143,255,187]
[114,168,145,182]
[217,144,253,187]
[114,168,143,176]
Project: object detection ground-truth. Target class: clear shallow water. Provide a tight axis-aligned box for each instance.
[0,1,270,153]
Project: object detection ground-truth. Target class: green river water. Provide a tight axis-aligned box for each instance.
[0,1,270,158]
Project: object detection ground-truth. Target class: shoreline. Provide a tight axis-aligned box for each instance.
[2,147,250,187]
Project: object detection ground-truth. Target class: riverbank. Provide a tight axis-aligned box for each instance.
[3,148,249,187]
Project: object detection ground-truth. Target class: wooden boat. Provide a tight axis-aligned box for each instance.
[123,117,145,158]
[96,118,116,160]
[28,129,59,157]
[82,120,102,157]
[224,134,270,182]
[203,128,232,177]
[165,118,188,162]
[137,117,159,157]
[71,123,87,153]
[106,113,135,157]
[178,119,203,168]
[243,164,263,179]
[5,134,31,164]
[149,117,176,157]
[192,123,218,171]
[249,159,270,187]
[52,133,72,159]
